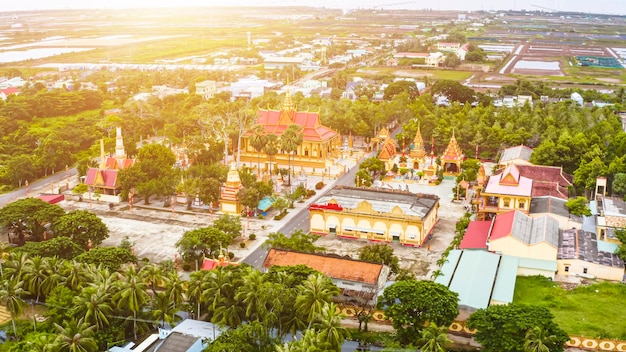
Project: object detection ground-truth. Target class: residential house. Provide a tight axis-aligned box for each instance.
[309,186,439,247]
[263,56,305,70]
[437,42,461,52]
[557,228,625,282]
[195,80,217,100]
[530,196,582,230]
[263,248,390,304]
[596,196,626,244]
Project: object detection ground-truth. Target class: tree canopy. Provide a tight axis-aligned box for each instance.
[377,280,459,345]
[467,303,569,352]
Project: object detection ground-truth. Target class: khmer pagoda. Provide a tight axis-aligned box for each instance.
[409,125,426,169]
[239,92,341,176]
[84,127,134,198]
[441,131,464,174]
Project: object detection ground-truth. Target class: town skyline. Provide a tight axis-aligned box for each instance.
[2,0,624,15]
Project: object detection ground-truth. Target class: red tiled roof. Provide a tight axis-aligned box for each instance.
[488,210,516,240]
[516,165,573,187]
[37,194,64,204]
[263,249,384,285]
[104,157,134,170]
[255,108,337,142]
[460,220,491,249]
[84,168,119,188]
[0,87,19,96]
[202,258,238,270]
[531,181,569,200]
[442,134,463,162]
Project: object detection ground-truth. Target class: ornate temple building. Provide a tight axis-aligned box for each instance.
[239,93,341,175]
[441,131,464,174]
[220,162,243,215]
[377,135,397,171]
[84,127,134,197]
[409,126,427,169]
[309,186,439,247]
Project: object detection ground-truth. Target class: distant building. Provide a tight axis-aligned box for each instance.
[309,186,439,247]
[498,145,534,168]
[195,80,217,100]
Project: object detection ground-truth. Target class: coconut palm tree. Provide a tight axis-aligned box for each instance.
[52,317,98,352]
[114,265,150,340]
[279,124,303,186]
[164,272,185,309]
[314,302,348,351]
[151,291,180,328]
[262,134,279,175]
[186,270,206,319]
[139,263,165,295]
[249,124,268,177]
[61,260,87,292]
[235,270,266,321]
[524,326,558,352]
[419,322,451,352]
[73,287,113,331]
[4,251,29,281]
[23,255,49,302]
[295,273,340,328]
[0,277,28,338]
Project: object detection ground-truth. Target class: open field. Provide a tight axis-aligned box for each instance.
[513,275,626,339]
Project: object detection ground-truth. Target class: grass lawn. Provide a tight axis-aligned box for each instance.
[513,276,626,339]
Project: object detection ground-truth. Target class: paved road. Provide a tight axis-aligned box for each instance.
[242,156,366,270]
[0,168,78,208]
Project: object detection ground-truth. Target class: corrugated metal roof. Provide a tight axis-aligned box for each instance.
[448,250,500,310]
[491,255,518,303]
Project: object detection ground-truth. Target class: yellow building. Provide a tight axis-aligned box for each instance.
[409,126,427,169]
[309,186,439,247]
[557,229,624,282]
[487,211,560,261]
[476,164,532,220]
[239,94,341,174]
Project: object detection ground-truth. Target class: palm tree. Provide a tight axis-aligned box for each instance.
[61,260,87,292]
[235,270,266,321]
[262,134,279,176]
[279,124,303,186]
[164,272,185,309]
[295,273,340,329]
[52,318,98,352]
[23,255,49,302]
[139,263,164,295]
[524,326,558,352]
[73,287,113,331]
[151,291,180,328]
[314,302,348,351]
[249,124,268,177]
[114,265,150,340]
[419,322,452,352]
[0,278,28,338]
[4,251,29,281]
[187,271,206,319]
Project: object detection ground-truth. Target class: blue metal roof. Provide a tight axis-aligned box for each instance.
[258,197,274,212]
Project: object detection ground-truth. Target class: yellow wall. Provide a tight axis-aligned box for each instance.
[489,237,557,261]
[309,200,438,246]
[557,259,625,282]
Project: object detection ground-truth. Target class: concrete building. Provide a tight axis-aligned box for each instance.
[309,186,439,247]
[195,80,217,100]
[263,248,390,304]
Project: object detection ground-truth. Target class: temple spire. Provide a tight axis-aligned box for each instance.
[115,127,127,167]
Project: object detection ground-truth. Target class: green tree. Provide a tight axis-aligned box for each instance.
[249,124,268,176]
[614,228,626,261]
[467,303,569,352]
[279,124,304,186]
[612,173,626,196]
[114,265,150,340]
[564,196,591,217]
[430,80,475,103]
[377,280,459,345]
[383,80,419,100]
[0,278,28,338]
[73,287,113,331]
[295,273,340,329]
[176,227,233,265]
[313,302,348,351]
[133,143,177,205]
[262,134,279,174]
[0,198,65,243]
[54,210,109,250]
[52,318,98,352]
[74,247,137,272]
[16,236,84,260]
[213,214,243,238]
[524,326,561,352]
[419,322,452,352]
[265,230,325,253]
[358,244,399,273]
[151,291,181,328]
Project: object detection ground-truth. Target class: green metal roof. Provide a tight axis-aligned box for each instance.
[517,257,557,271]
[492,255,518,303]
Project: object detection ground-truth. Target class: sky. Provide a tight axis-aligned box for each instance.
[2,0,624,15]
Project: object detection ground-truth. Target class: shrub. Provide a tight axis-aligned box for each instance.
[249,233,256,240]
[228,252,235,259]
[307,189,316,197]
[182,263,191,271]
[315,181,325,190]
[239,242,246,248]
[258,214,265,219]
